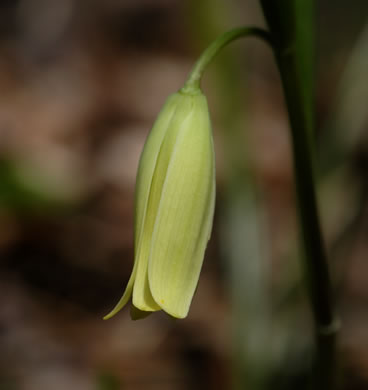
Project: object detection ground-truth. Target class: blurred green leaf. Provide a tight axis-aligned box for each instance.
[96,372,122,390]
[0,157,78,215]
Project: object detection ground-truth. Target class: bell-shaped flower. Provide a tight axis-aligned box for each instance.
[104,87,215,320]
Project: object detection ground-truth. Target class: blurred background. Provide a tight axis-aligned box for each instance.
[0,0,367,389]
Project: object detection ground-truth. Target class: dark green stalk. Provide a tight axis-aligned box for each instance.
[260,1,339,388]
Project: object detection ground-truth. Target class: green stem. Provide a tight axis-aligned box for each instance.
[279,56,339,387]
[181,26,272,94]
[260,1,339,388]
[276,50,337,332]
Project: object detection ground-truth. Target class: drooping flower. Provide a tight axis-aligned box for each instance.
[104,86,215,320]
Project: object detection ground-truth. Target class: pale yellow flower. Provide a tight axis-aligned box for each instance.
[104,87,215,320]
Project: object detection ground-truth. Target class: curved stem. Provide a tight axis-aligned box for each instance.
[181,26,272,94]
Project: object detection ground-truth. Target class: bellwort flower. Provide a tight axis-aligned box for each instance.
[104,86,215,320]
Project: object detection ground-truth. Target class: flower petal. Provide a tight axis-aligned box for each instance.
[103,94,180,318]
[134,93,182,252]
[103,261,138,320]
[132,93,195,311]
[130,305,153,320]
[148,93,215,318]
